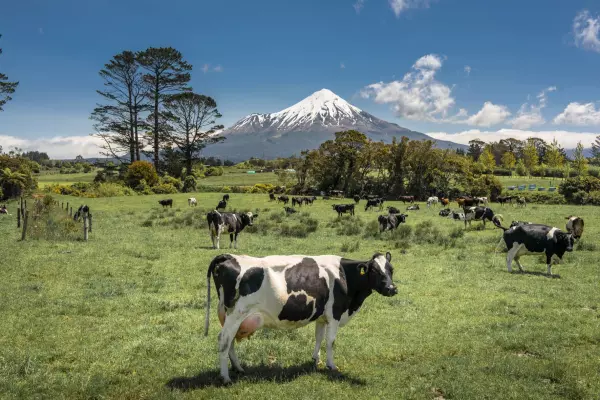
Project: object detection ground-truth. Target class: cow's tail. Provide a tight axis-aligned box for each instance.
[204,257,219,337]
[492,214,507,230]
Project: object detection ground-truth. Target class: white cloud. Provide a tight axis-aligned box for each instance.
[509,86,556,129]
[0,134,105,159]
[428,128,599,149]
[213,65,223,72]
[353,0,365,14]
[553,102,600,126]
[361,54,455,121]
[464,65,471,76]
[573,10,600,53]
[389,0,431,17]
[465,102,511,127]
[202,64,210,73]
[340,62,346,69]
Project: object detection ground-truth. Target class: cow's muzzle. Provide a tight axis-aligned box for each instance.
[383,285,398,296]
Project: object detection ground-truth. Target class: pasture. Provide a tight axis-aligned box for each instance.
[1,193,599,399]
[36,170,98,188]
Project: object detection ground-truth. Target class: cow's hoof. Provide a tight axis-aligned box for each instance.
[233,366,245,373]
[221,377,233,385]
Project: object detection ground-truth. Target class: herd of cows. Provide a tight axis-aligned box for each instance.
[151,192,588,384]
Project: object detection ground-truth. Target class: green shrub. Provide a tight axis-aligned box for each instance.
[134,179,153,195]
[559,176,600,203]
[279,224,309,238]
[94,183,135,197]
[493,168,512,176]
[126,161,158,188]
[161,175,182,191]
[521,192,566,205]
[586,190,600,205]
[151,183,178,194]
[414,221,443,244]
[182,175,197,193]
[205,166,224,177]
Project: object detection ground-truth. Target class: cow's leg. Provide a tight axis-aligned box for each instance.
[506,243,521,272]
[218,316,246,383]
[210,230,216,249]
[229,233,234,249]
[228,340,244,373]
[325,320,340,371]
[546,253,553,276]
[312,321,326,367]
[233,233,238,249]
[216,227,222,250]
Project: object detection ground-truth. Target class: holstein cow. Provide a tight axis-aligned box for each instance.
[476,197,488,206]
[439,208,451,217]
[387,206,401,214]
[204,252,399,383]
[378,213,407,232]
[333,204,355,217]
[292,197,303,207]
[565,216,584,239]
[73,205,90,221]
[497,195,515,206]
[426,197,439,208]
[407,204,420,211]
[398,195,415,204]
[223,194,230,202]
[284,207,297,215]
[188,197,198,207]
[0,205,7,215]
[454,206,503,229]
[304,196,316,206]
[277,195,290,205]
[159,199,173,208]
[206,210,258,249]
[216,200,227,211]
[495,223,574,275]
[365,198,384,212]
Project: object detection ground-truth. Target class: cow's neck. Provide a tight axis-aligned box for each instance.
[340,259,373,316]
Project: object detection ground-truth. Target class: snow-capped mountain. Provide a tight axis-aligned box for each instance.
[203,89,466,161]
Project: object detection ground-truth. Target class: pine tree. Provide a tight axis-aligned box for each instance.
[522,139,539,175]
[480,146,496,172]
[501,151,516,169]
[545,138,564,169]
[591,135,600,165]
[0,35,19,112]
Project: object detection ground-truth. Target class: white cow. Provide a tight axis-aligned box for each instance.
[188,197,197,207]
[426,196,439,208]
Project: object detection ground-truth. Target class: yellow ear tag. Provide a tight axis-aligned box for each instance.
[360,268,366,275]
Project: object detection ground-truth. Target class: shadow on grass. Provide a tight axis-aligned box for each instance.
[512,270,561,279]
[166,361,366,391]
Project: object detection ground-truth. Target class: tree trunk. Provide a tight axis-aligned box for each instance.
[134,112,140,161]
[153,77,160,172]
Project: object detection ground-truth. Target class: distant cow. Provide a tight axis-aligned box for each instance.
[159,199,173,208]
[333,204,355,217]
[304,196,316,206]
[292,197,303,207]
[223,194,230,202]
[284,207,297,215]
[277,195,290,205]
[398,196,415,204]
[387,206,401,214]
[216,200,227,211]
[206,210,258,249]
[497,195,515,206]
[426,197,439,208]
[269,193,276,201]
[440,198,450,206]
[516,197,526,207]
[188,197,198,207]
[457,196,477,207]
[0,205,7,214]
[204,252,398,383]
[476,197,489,206]
[565,216,584,239]
[454,206,503,229]
[73,205,89,221]
[365,198,384,211]
[353,195,360,204]
[407,204,420,211]
[439,208,451,217]
[496,223,574,275]
[378,213,407,232]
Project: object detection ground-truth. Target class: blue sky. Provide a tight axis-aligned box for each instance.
[1,0,600,157]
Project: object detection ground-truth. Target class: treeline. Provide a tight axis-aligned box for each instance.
[90,47,223,177]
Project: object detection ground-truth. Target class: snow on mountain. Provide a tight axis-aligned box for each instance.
[203,89,466,161]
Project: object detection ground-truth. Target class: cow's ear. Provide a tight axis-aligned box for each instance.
[385,252,392,262]
[253,213,259,218]
[359,263,369,276]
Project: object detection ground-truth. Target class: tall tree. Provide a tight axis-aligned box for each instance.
[522,139,539,175]
[0,35,19,112]
[499,138,525,158]
[572,141,588,176]
[163,93,224,176]
[136,47,192,171]
[501,151,516,169]
[467,139,485,161]
[91,51,149,162]
[527,137,548,164]
[545,138,564,169]
[480,146,496,171]
[591,135,600,165]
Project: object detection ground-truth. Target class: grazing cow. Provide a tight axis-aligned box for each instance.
[398,195,415,204]
[440,198,450,207]
[353,195,360,204]
[497,195,515,206]
[206,210,258,249]
[204,252,398,383]
[407,204,420,211]
[188,197,198,207]
[476,197,489,206]
[387,206,401,214]
[333,204,355,217]
[426,197,439,208]
[284,207,297,215]
[516,197,526,207]
[73,205,89,221]
[0,205,7,214]
[496,223,574,275]
[510,221,532,228]
[158,199,173,208]
[378,213,407,232]
[292,197,303,207]
[565,216,584,239]
[365,198,384,211]
[303,197,316,206]
[216,200,227,211]
[439,208,451,217]
[457,206,503,229]
[223,194,230,202]
[277,195,290,205]
[456,196,477,207]
[269,193,276,201]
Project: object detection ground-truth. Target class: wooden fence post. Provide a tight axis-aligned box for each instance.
[69,207,73,217]
[83,215,89,241]
[17,207,21,228]
[88,213,93,233]
[21,210,28,241]
[61,202,64,210]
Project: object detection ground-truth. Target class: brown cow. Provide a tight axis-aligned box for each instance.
[398,195,415,204]
[440,198,450,206]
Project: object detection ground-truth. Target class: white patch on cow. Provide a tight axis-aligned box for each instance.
[373,254,387,274]
[546,227,558,240]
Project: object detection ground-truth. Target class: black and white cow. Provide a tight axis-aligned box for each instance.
[460,206,503,229]
[277,195,290,205]
[333,204,355,217]
[216,200,227,211]
[269,193,276,201]
[73,205,89,221]
[365,198,384,211]
[292,197,303,207]
[387,206,401,214]
[188,197,198,207]
[407,204,420,211]
[206,210,258,249]
[565,216,584,239]
[496,223,575,275]
[378,213,407,232]
[223,194,230,202]
[284,207,297,215]
[204,252,398,383]
[439,208,451,217]
[303,197,316,206]
[158,199,173,208]
[0,205,7,214]
[510,221,532,228]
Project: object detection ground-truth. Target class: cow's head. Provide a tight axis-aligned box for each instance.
[565,216,584,240]
[555,230,575,252]
[363,252,397,296]
[398,214,407,223]
[241,212,257,226]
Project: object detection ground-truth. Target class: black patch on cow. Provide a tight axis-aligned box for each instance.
[211,255,242,308]
[332,259,373,320]
[278,258,329,322]
[239,267,264,297]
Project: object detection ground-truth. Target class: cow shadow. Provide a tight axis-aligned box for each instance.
[166,361,366,391]
[512,270,561,279]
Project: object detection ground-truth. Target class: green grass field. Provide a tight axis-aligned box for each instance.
[200,170,278,186]
[36,170,98,188]
[1,190,599,399]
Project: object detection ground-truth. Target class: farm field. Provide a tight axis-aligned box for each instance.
[201,170,278,187]
[1,192,599,399]
[36,170,98,188]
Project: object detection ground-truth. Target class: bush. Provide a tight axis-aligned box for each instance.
[559,176,600,203]
[94,183,135,197]
[414,221,443,244]
[586,190,600,205]
[151,183,178,194]
[493,168,512,176]
[515,160,528,177]
[521,192,566,205]
[340,240,361,252]
[182,175,197,193]
[94,170,107,183]
[126,161,158,188]
[205,166,224,177]
[161,175,182,191]
[134,179,153,195]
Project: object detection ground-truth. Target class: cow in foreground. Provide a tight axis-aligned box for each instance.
[333,204,355,217]
[204,252,398,383]
[496,223,574,276]
[159,199,173,208]
[206,210,258,249]
[387,206,401,214]
[565,216,584,239]
[188,198,198,207]
[378,213,407,232]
